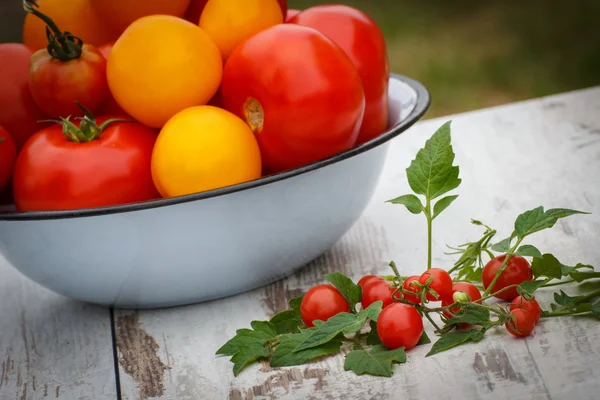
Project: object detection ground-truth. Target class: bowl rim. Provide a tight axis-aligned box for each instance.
[0,73,430,221]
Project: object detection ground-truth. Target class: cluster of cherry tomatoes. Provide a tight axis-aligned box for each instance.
[0,0,390,212]
[300,254,542,352]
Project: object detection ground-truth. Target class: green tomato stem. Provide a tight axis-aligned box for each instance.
[426,199,432,270]
[542,279,575,288]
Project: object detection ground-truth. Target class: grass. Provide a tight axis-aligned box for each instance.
[290,0,600,118]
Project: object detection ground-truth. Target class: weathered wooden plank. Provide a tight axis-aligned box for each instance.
[0,253,117,400]
[115,86,600,400]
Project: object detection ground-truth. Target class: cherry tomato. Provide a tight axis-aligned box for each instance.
[510,295,541,323]
[418,268,453,301]
[0,43,49,150]
[91,0,191,33]
[285,8,301,22]
[13,115,160,211]
[221,24,365,173]
[376,303,423,350]
[441,282,482,318]
[0,126,17,193]
[505,308,536,337]
[357,275,382,290]
[24,5,109,119]
[199,0,283,62]
[402,275,422,304]
[361,279,395,310]
[288,4,389,144]
[96,43,128,117]
[482,255,533,301]
[300,284,349,327]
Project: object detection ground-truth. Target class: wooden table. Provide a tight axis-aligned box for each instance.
[2,87,599,400]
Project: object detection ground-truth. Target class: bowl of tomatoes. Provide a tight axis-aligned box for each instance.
[0,2,429,308]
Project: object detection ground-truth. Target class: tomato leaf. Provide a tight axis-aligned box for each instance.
[270,328,343,367]
[490,237,511,253]
[250,321,277,337]
[433,195,459,219]
[514,245,542,258]
[514,206,588,239]
[426,329,484,357]
[292,302,383,353]
[405,121,461,201]
[231,343,271,376]
[531,254,563,280]
[387,194,423,214]
[416,330,431,346]
[561,263,594,276]
[324,272,362,308]
[366,320,381,346]
[445,303,493,328]
[270,310,302,335]
[517,280,546,296]
[591,300,600,319]
[569,270,600,283]
[216,325,276,356]
[344,345,407,377]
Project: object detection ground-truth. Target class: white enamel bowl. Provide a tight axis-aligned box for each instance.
[0,73,430,309]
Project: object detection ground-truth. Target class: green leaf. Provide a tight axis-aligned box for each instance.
[445,303,493,328]
[531,254,563,280]
[433,195,459,219]
[426,329,484,357]
[405,121,461,201]
[514,206,588,239]
[550,290,588,312]
[292,302,383,353]
[387,194,423,214]
[366,320,381,346]
[490,237,511,253]
[250,321,277,337]
[289,296,303,311]
[416,330,431,346]
[270,310,302,335]
[514,245,542,258]
[216,326,275,356]
[344,345,407,377]
[324,272,362,308]
[517,280,546,296]
[591,300,600,319]
[270,328,343,367]
[231,343,270,376]
[562,263,594,276]
[569,271,600,283]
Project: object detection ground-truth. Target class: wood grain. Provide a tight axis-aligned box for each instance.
[0,253,117,400]
[114,86,600,399]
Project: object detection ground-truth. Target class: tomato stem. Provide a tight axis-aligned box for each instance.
[23,0,83,60]
[541,279,575,288]
[425,199,433,270]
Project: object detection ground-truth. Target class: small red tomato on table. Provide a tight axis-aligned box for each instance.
[402,275,422,304]
[441,281,482,319]
[377,303,423,350]
[482,254,533,301]
[505,308,536,337]
[12,109,160,212]
[510,295,541,323]
[288,4,390,144]
[0,126,17,193]
[300,284,349,328]
[361,278,395,309]
[24,1,109,119]
[221,24,366,174]
[418,268,453,301]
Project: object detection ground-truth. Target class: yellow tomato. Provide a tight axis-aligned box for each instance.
[151,106,262,197]
[107,15,222,129]
[199,0,283,61]
[23,0,119,51]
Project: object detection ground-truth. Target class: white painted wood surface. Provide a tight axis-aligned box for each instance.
[113,86,600,400]
[0,254,117,400]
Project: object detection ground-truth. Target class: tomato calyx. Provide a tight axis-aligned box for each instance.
[23,0,83,61]
[42,102,132,143]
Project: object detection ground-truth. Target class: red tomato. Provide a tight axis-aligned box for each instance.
[402,275,422,304]
[13,116,160,211]
[361,279,395,309]
[482,255,533,301]
[510,295,541,323]
[221,24,365,173]
[0,126,17,193]
[418,268,453,301]
[505,308,536,337]
[25,7,109,118]
[300,284,349,327]
[285,8,301,22]
[0,43,49,150]
[288,5,389,144]
[441,282,482,318]
[357,275,382,290]
[376,303,423,350]
[96,43,129,117]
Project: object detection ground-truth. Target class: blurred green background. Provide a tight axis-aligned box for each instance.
[2,0,599,118]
